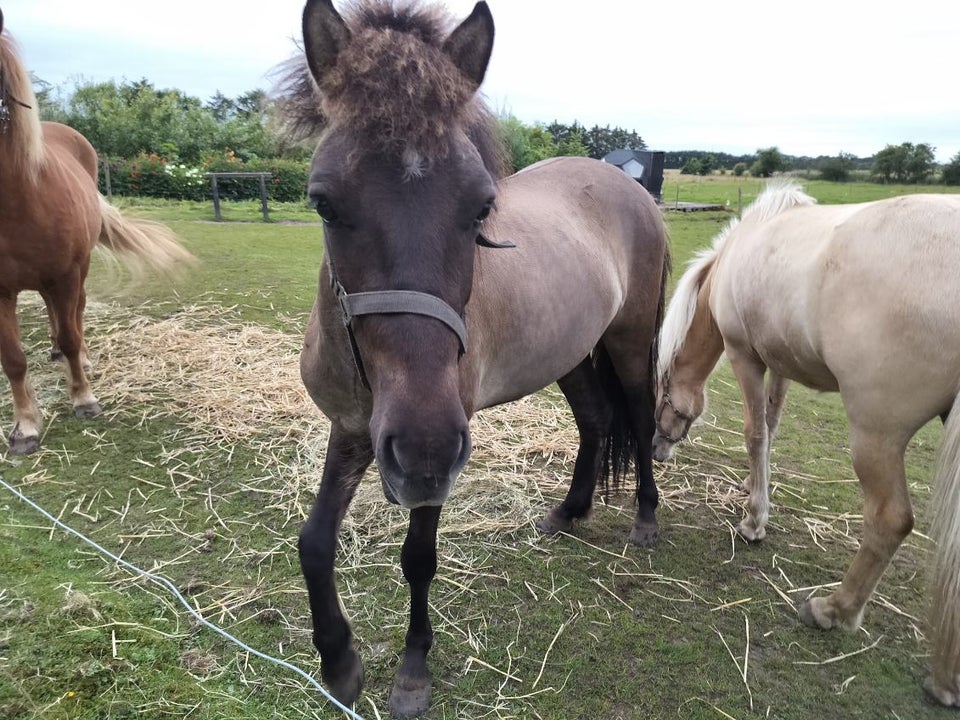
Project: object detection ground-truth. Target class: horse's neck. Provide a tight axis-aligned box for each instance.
[673,272,725,389]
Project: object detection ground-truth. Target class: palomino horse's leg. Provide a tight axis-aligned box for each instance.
[389,505,442,718]
[44,274,100,417]
[0,294,43,454]
[536,356,610,534]
[799,426,913,630]
[299,425,373,707]
[728,352,773,541]
[741,372,791,495]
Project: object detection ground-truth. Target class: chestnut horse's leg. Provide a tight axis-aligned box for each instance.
[44,271,100,418]
[42,285,93,373]
[299,425,373,708]
[0,293,42,454]
[536,356,611,534]
[389,505,442,718]
[40,290,63,362]
[799,426,913,631]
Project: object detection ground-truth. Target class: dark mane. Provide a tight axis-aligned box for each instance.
[275,0,508,178]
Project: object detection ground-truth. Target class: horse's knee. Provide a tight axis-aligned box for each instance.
[0,345,27,380]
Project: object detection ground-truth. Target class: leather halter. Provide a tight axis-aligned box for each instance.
[655,384,697,444]
[0,66,31,132]
[324,224,513,390]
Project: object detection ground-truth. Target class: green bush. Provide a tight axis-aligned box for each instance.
[99,152,309,202]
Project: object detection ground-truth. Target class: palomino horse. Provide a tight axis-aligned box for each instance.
[289,0,669,715]
[652,181,960,705]
[0,12,192,454]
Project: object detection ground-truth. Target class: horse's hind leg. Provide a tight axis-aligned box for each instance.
[299,425,373,707]
[799,426,913,631]
[41,288,92,373]
[596,333,660,547]
[45,274,100,417]
[536,356,611,534]
[0,294,42,454]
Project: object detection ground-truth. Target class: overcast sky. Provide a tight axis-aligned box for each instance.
[4,0,957,162]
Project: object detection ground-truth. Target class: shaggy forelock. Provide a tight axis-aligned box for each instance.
[319,0,479,160]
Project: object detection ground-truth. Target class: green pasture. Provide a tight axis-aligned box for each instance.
[0,180,955,719]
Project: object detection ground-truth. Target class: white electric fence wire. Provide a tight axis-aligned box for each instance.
[0,475,365,720]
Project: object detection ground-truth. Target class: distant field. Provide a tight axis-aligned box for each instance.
[661,169,960,209]
[0,182,951,719]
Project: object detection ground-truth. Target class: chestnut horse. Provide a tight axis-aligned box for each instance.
[288,0,669,715]
[0,11,192,454]
[653,181,960,705]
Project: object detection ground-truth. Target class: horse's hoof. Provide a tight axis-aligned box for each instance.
[925,675,960,706]
[737,519,766,543]
[321,647,364,708]
[536,508,572,535]
[389,671,432,718]
[74,402,102,419]
[629,519,659,547]
[8,432,39,456]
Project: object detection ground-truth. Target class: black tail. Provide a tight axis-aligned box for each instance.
[594,246,671,497]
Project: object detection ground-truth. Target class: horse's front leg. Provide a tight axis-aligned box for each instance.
[729,353,771,541]
[299,425,373,707]
[389,505,442,718]
[0,294,42,454]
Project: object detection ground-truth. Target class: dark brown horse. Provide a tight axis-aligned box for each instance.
[0,11,193,454]
[291,0,669,715]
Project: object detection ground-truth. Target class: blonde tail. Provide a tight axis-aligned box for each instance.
[97,195,195,276]
[928,400,960,705]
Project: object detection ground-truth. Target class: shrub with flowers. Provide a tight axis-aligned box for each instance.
[100,151,309,203]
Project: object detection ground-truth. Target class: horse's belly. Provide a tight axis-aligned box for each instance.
[755,343,839,392]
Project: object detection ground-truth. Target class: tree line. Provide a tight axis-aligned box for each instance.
[33,76,960,194]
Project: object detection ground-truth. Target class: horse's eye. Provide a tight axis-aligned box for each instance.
[474,202,493,225]
[314,196,340,226]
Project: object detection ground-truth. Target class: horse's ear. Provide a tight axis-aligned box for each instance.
[302,0,351,87]
[442,1,494,90]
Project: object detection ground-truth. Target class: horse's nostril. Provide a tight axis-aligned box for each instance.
[381,435,406,474]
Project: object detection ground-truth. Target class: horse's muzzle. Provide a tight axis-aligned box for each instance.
[651,431,676,462]
[376,429,472,508]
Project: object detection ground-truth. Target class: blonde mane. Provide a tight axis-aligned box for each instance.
[657,223,730,382]
[741,179,817,222]
[658,180,816,382]
[0,28,44,176]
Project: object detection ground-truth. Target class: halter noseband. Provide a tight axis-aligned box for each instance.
[655,383,697,444]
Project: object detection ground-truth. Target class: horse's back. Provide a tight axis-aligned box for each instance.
[716,194,960,427]
[42,122,99,183]
[468,156,668,408]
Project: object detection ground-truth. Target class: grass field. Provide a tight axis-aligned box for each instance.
[1,177,957,719]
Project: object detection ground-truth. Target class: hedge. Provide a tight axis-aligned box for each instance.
[99,151,310,203]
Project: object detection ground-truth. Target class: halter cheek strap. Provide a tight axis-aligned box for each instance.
[0,66,33,132]
[655,389,697,444]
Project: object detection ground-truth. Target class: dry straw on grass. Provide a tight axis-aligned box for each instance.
[2,293,932,717]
